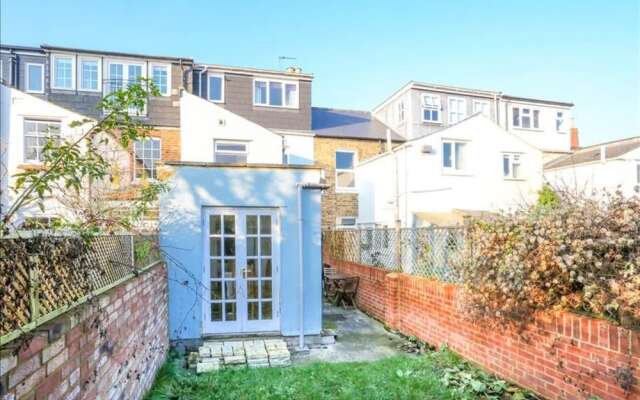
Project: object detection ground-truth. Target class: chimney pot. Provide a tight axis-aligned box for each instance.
[570,127,580,150]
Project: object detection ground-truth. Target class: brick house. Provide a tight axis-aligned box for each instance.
[311,107,404,228]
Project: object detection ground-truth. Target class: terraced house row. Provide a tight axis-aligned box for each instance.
[1,43,584,229]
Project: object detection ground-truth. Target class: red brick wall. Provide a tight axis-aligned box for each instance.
[0,263,168,400]
[326,256,640,400]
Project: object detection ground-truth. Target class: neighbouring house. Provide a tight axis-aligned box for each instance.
[544,136,640,197]
[357,114,543,228]
[372,81,575,161]
[311,107,404,228]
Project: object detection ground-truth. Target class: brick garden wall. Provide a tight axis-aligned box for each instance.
[0,263,168,400]
[326,257,640,400]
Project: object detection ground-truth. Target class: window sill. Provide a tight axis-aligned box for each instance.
[78,88,102,94]
[504,177,526,182]
[208,99,225,104]
[253,104,299,110]
[25,90,45,94]
[512,127,543,133]
[421,120,442,125]
[442,170,473,177]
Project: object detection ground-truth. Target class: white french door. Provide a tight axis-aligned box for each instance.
[203,208,280,334]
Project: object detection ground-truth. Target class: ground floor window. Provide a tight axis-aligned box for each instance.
[214,141,248,163]
[134,138,161,180]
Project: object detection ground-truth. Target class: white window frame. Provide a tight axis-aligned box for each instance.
[78,56,101,92]
[25,63,44,93]
[448,97,467,124]
[133,137,161,181]
[441,139,469,173]
[512,106,540,130]
[502,153,523,180]
[253,78,299,109]
[335,149,357,192]
[207,73,225,103]
[104,60,147,115]
[555,111,566,133]
[421,94,441,123]
[473,100,490,118]
[23,119,61,163]
[51,53,76,90]
[150,62,171,96]
[336,216,358,229]
[214,140,249,163]
[397,101,405,123]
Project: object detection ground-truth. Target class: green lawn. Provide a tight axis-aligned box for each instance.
[145,349,537,400]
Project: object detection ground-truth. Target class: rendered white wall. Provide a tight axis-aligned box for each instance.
[283,132,314,165]
[544,148,640,198]
[180,92,283,164]
[357,115,544,227]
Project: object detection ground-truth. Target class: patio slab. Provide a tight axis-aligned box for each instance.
[293,303,406,364]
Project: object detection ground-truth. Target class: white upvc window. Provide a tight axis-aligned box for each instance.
[421,94,441,123]
[473,100,490,118]
[253,78,298,108]
[442,140,468,172]
[105,60,147,115]
[207,73,224,103]
[502,153,523,179]
[448,97,467,124]
[556,111,566,132]
[133,138,161,180]
[336,216,357,229]
[51,54,75,90]
[23,120,61,163]
[150,63,170,96]
[335,150,356,191]
[397,101,405,123]
[79,57,100,92]
[512,106,540,130]
[214,140,248,163]
[25,63,44,93]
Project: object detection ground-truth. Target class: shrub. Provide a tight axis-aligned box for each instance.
[458,190,640,330]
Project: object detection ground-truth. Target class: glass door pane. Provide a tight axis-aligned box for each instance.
[245,214,273,321]
[209,213,237,322]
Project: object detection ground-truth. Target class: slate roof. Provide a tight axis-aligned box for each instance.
[545,136,640,170]
[311,107,404,141]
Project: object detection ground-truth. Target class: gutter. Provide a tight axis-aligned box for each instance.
[295,182,329,351]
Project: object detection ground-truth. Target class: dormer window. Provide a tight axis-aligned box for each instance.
[151,64,170,96]
[512,107,540,130]
[254,78,298,108]
[51,55,75,90]
[25,63,44,93]
[556,111,565,132]
[208,74,224,103]
[421,94,441,123]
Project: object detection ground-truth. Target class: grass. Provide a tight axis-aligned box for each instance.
[145,349,537,400]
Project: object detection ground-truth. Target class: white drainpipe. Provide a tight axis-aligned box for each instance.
[296,182,328,351]
[198,66,207,97]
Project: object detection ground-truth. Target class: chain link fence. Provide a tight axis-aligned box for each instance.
[0,234,161,342]
[323,227,465,283]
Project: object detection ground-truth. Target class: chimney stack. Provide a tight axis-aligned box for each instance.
[570,127,580,150]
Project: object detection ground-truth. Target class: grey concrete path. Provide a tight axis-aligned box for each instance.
[293,303,406,364]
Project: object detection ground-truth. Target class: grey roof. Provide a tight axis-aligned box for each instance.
[1,43,192,62]
[545,136,640,169]
[311,107,404,141]
[501,94,574,107]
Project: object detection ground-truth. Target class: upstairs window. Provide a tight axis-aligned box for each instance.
[421,94,441,122]
[335,150,356,191]
[473,100,490,118]
[25,63,44,93]
[52,55,74,90]
[442,140,468,172]
[133,138,161,180]
[502,153,522,179]
[24,120,61,162]
[556,111,565,132]
[214,141,248,163]
[513,107,540,129]
[254,78,298,108]
[106,61,146,115]
[151,64,169,96]
[397,101,405,123]
[208,74,224,102]
[80,59,99,91]
[448,97,466,124]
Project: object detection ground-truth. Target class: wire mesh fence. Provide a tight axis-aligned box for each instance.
[323,227,465,283]
[0,234,161,341]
